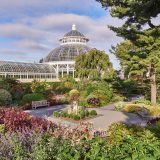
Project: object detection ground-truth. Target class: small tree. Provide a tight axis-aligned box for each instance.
[75,49,113,80]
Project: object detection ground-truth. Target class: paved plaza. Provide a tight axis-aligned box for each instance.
[26,104,146,130]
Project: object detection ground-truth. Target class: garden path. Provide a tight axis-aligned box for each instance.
[26,104,147,130]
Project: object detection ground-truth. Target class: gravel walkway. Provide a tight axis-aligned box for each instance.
[26,104,146,130]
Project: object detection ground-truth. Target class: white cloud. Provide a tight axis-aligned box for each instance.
[0,48,48,63]
[0,23,47,40]
[0,49,30,61]
[0,13,124,68]
[14,40,50,51]
[25,13,124,48]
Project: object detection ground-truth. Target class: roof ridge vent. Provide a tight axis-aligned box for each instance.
[72,24,76,30]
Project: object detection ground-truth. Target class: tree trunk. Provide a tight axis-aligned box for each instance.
[150,66,157,105]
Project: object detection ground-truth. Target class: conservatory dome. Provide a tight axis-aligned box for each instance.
[43,24,91,62]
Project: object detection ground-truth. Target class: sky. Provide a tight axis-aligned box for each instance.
[0,0,124,69]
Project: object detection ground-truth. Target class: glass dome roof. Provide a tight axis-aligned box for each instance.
[44,44,90,62]
[64,30,85,37]
[43,24,91,62]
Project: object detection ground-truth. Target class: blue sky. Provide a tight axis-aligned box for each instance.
[0,0,123,68]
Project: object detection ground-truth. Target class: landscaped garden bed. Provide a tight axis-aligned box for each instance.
[1,107,160,159]
[53,88,98,121]
[0,78,120,110]
[114,99,160,120]
[53,109,97,121]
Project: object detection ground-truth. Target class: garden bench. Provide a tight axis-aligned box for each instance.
[32,100,50,109]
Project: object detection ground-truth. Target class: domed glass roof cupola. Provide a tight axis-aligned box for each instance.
[43,24,91,62]
[59,24,89,45]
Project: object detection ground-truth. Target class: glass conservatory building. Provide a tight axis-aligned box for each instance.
[0,61,57,82]
[0,24,91,82]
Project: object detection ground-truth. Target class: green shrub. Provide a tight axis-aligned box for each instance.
[76,81,114,107]
[53,85,71,94]
[21,93,45,105]
[79,110,85,119]
[73,115,80,120]
[107,135,160,159]
[0,89,12,106]
[89,110,97,116]
[146,106,160,116]
[85,84,96,96]
[55,107,90,120]
[111,95,125,102]
[31,80,47,93]
[123,104,142,113]
[95,82,113,100]
[81,81,114,107]
[79,101,89,107]
[61,111,68,117]
[107,122,158,150]
[53,111,60,117]
[86,81,113,100]
[85,110,89,117]
[68,113,74,119]
[98,95,109,106]
[107,123,131,144]
[1,129,160,160]
[135,98,151,105]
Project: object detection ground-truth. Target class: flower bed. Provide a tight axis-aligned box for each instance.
[1,120,160,159]
[0,107,94,141]
[1,107,160,159]
[0,108,57,133]
[53,109,97,121]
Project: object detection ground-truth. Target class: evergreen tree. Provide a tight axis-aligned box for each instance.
[97,0,160,105]
[111,41,147,81]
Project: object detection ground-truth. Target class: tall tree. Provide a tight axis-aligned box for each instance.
[111,41,147,81]
[97,0,160,105]
[75,49,113,80]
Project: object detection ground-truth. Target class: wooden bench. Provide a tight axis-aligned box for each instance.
[32,100,50,109]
